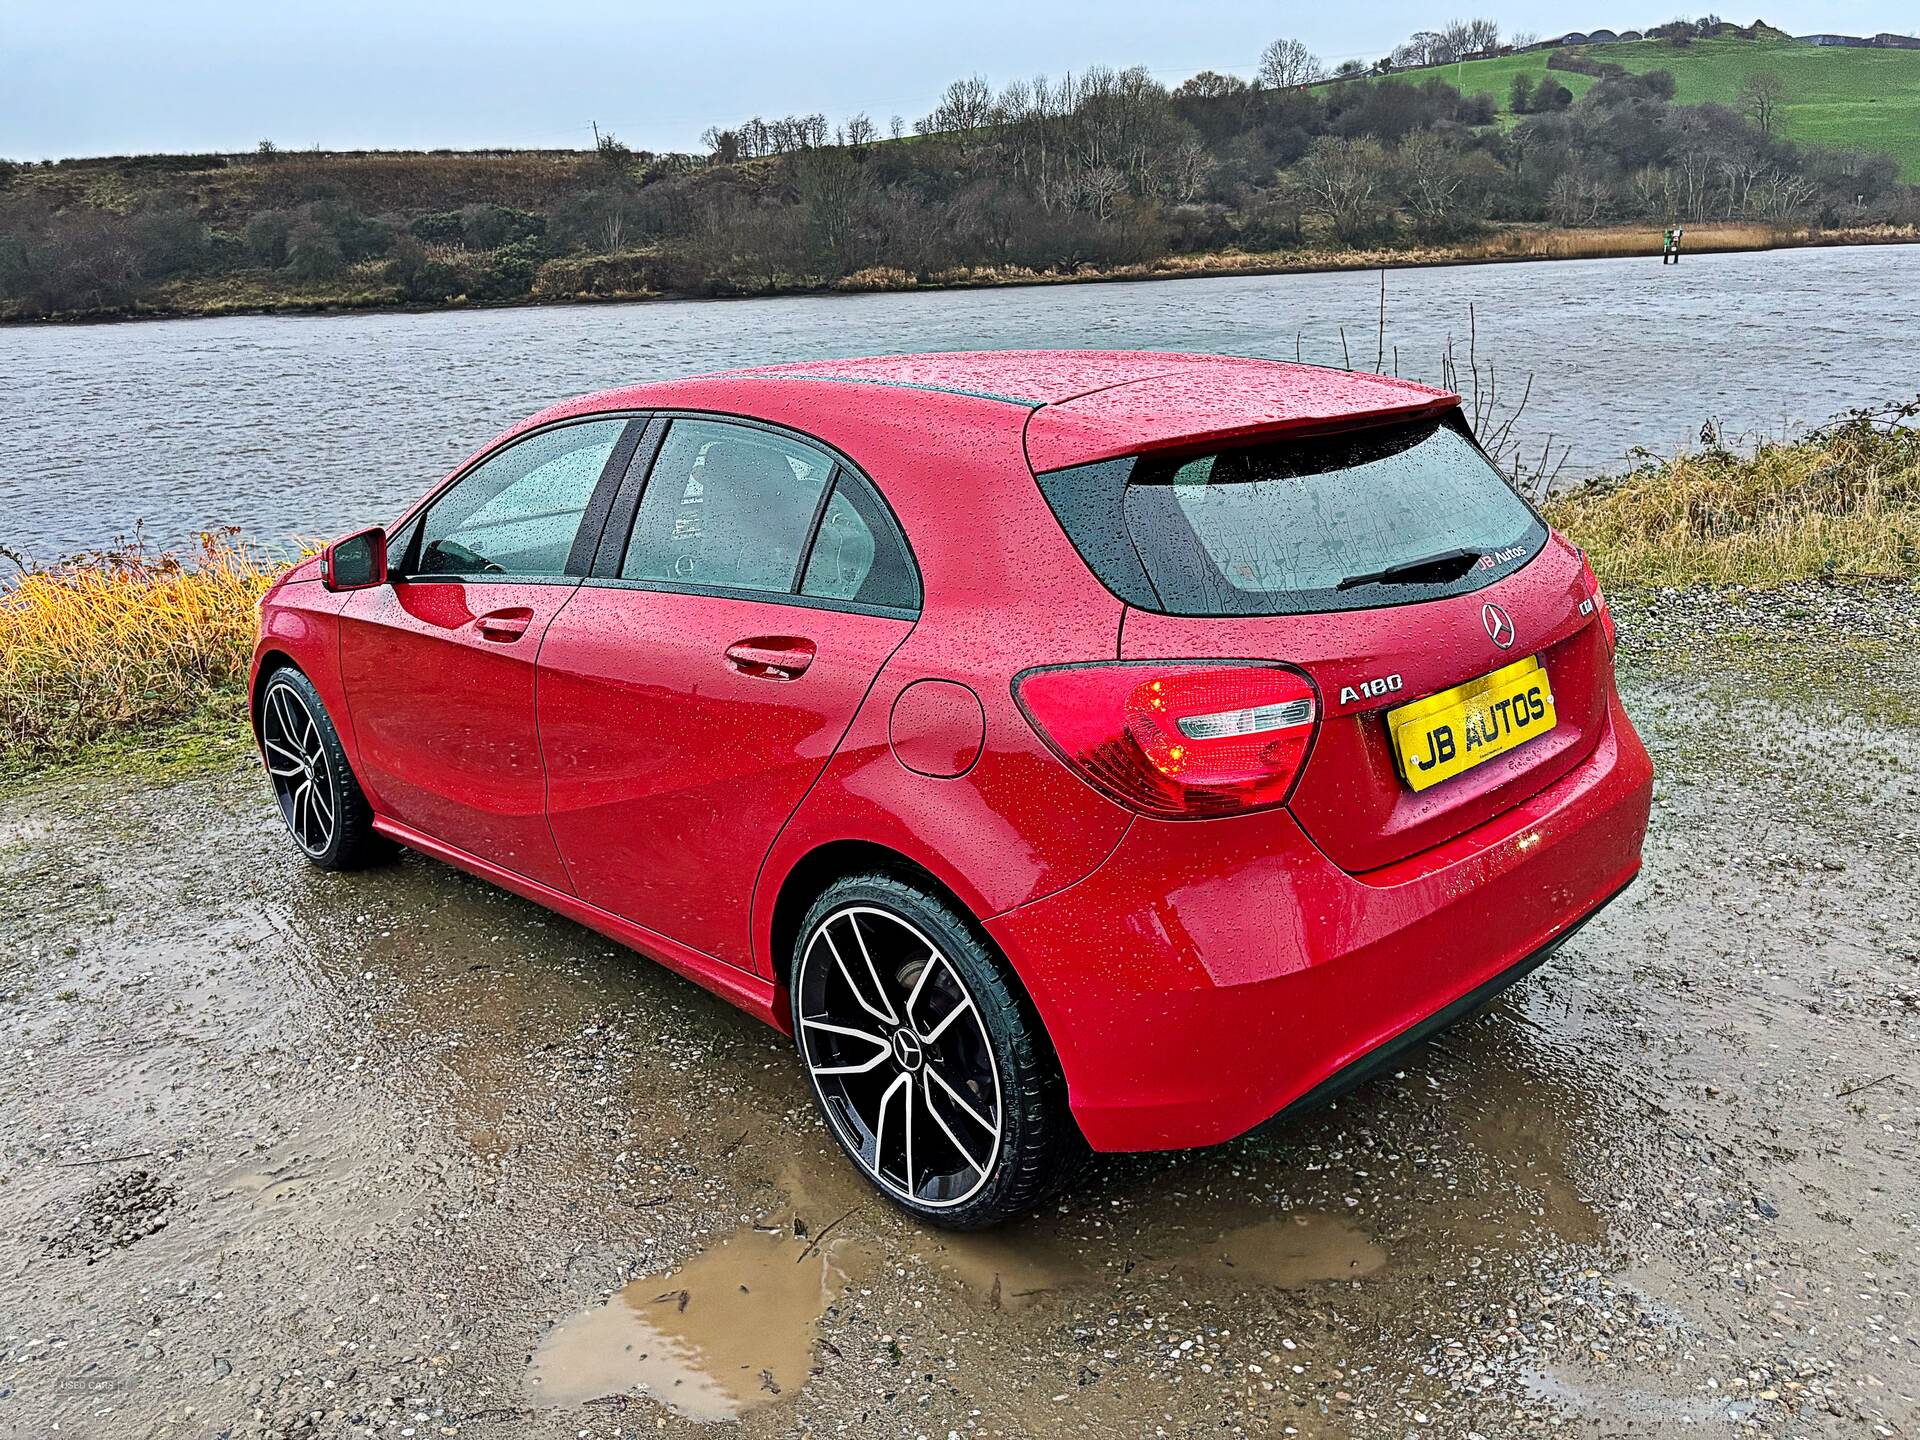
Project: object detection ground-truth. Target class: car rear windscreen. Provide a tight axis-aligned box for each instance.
[1032,416,1547,616]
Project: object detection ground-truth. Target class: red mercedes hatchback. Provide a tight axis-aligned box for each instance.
[252,351,1652,1227]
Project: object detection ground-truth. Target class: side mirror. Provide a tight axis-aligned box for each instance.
[321,526,389,592]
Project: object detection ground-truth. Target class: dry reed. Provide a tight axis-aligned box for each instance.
[1544,403,1920,588]
[0,529,287,762]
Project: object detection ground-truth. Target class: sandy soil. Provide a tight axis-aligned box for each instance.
[2,584,1916,1439]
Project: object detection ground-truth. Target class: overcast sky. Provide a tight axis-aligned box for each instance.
[4,2,1914,160]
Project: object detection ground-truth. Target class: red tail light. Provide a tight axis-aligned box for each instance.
[1014,662,1318,818]
[1578,552,1616,653]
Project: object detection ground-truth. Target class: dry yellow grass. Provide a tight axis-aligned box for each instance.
[1545,407,1920,588]
[0,530,288,762]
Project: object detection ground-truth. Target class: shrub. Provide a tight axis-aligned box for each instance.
[244,210,295,267]
[408,210,467,245]
[0,203,143,315]
[309,199,393,262]
[283,220,344,281]
[1546,52,1625,79]
[0,531,285,762]
[459,203,544,250]
[386,235,467,302]
[476,236,543,297]
[528,250,664,299]
[1534,78,1574,112]
[134,207,211,279]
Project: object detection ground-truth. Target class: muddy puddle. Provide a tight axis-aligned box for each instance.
[529,1224,862,1420]
[526,1204,1390,1419]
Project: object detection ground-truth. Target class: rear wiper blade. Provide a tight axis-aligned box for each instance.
[1335,547,1482,591]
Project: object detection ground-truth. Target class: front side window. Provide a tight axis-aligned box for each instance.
[621,419,833,594]
[412,419,626,579]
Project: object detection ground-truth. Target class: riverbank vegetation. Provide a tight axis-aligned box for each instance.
[1544,401,1920,588]
[4,414,1915,773]
[5,26,1916,321]
[0,532,281,770]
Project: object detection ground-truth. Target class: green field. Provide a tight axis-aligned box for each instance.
[1389,37,1920,180]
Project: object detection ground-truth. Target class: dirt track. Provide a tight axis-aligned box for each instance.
[3,584,1917,1439]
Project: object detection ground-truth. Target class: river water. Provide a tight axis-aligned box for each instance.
[2,244,1914,557]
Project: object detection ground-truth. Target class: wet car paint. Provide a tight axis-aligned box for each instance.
[251,351,1650,1153]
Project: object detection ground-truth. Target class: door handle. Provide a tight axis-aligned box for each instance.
[725,636,815,680]
[475,606,534,642]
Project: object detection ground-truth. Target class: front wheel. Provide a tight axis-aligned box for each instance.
[792,873,1083,1228]
[258,667,389,871]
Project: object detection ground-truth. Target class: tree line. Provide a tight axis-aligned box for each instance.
[1,30,1913,318]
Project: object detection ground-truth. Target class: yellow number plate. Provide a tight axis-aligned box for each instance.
[1387,656,1556,793]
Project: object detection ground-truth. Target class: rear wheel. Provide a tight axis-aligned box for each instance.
[258,667,388,871]
[792,872,1083,1228]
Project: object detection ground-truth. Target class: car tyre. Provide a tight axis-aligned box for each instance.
[792,871,1085,1229]
[258,666,389,871]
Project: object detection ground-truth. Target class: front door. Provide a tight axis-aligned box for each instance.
[538,417,921,971]
[340,416,636,888]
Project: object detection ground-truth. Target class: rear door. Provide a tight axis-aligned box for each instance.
[537,416,919,972]
[1037,415,1610,872]
[340,415,641,888]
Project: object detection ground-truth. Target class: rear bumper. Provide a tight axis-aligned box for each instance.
[985,691,1654,1153]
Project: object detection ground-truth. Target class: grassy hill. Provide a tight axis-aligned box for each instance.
[1386,36,1920,179]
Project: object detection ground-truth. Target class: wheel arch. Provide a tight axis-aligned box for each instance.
[766,839,964,993]
[249,649,300,738]
[762,840,1064,1075]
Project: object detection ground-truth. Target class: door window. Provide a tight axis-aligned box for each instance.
[621,419,833,594]
[800,471,920,610]
[412,419,626,579]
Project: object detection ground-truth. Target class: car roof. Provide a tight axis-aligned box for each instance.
[526,350,1458,473]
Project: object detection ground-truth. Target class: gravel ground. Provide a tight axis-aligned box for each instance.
[1,581,1916,1440]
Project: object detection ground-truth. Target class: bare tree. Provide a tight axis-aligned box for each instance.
[1295,136,1393,243]
[1393,31,1443,67]
[1738,70,1786,138]
[1463,17,1502,53]
[921,75,996,139]
[1749,168,1817,221]
[791,147,870,273]
[1258,37,1323,89]
[1434,19,1473,61]
[1175,70,1252,101]
[1167,138,1214,202]
[1396,132,1472,237]
[1546,170,1611,226]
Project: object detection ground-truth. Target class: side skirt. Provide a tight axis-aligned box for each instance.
[372,816,788,1033]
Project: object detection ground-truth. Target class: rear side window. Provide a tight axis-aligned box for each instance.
[1034,418,1545,616]
[800,472,921,610]
[622,419,831,593]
